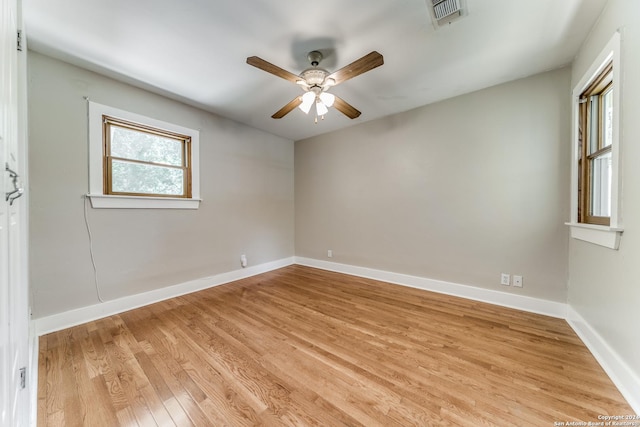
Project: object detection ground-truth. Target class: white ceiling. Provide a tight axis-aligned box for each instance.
[23,0,608,141]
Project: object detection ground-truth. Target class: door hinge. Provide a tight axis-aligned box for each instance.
[17,30,23,51]
[19,367,26,389]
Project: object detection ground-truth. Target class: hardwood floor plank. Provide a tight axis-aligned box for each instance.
[162,397,195,427]
[37,336,49,426]
[239,287,481,404]
[38,265,633,426]
[46,411,65,427]
[133,350,174,403]
[89,375,123,426]
[181,297,364,426]
[87,329,129,413]
[77,326,101,380]
[156,307,288,425]
[99,319,159,426]
[115,407,138,427]
[59,330,85,427]
[138,314,236,426]
[68,325,113,426]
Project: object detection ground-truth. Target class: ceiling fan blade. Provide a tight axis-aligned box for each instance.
[246,56,301,84]
[272,96,303,119]
[333,95,361,119]
[327,51,384,86]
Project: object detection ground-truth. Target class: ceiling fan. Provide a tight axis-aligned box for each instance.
[246,50,384,122]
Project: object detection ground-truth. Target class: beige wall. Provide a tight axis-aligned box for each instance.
[296,68,571,302]
[28,52,294,318]
[568,0,640,385]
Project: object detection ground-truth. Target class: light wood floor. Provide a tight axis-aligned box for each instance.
[38,265,632,426]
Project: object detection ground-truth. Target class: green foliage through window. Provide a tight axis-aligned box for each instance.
[103,116,191,198]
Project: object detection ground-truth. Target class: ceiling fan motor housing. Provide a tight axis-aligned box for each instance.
[300,69,329,86]
[301,51,330,87]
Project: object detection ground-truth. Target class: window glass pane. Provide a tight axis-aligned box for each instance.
[110,125,184,166]
[588,95,599,154]
[111,160,184,195]
[590,151,612,217]
[602,89,613,148]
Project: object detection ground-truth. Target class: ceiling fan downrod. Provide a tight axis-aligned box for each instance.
[307,51,323,67]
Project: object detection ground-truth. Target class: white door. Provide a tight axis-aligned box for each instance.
[1,0,29,424]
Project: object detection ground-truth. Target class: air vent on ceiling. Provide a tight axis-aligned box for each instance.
[433,0,460,20]
[428,0,466,28]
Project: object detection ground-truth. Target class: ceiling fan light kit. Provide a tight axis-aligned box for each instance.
[319,92,335,107]
[299,91,315,114]
[315,100,329,117]
[246,50,384,123]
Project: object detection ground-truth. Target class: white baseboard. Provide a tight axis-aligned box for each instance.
[566,307,640,415]
[34,257,295,336]
[294,257,567,318]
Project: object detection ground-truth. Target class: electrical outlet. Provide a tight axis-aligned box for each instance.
[500,273,510,286]
[513,275,523,288]
[327,250,333,258]
[240,254,247,268]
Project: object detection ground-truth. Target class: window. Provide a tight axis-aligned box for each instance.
[568,32,622,249]
[88,102,200,209]
[577,62,612,226]
[103,116,192,198]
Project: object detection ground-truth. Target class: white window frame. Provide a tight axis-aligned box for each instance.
[87,102,201,209]
[567,31,622,249]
